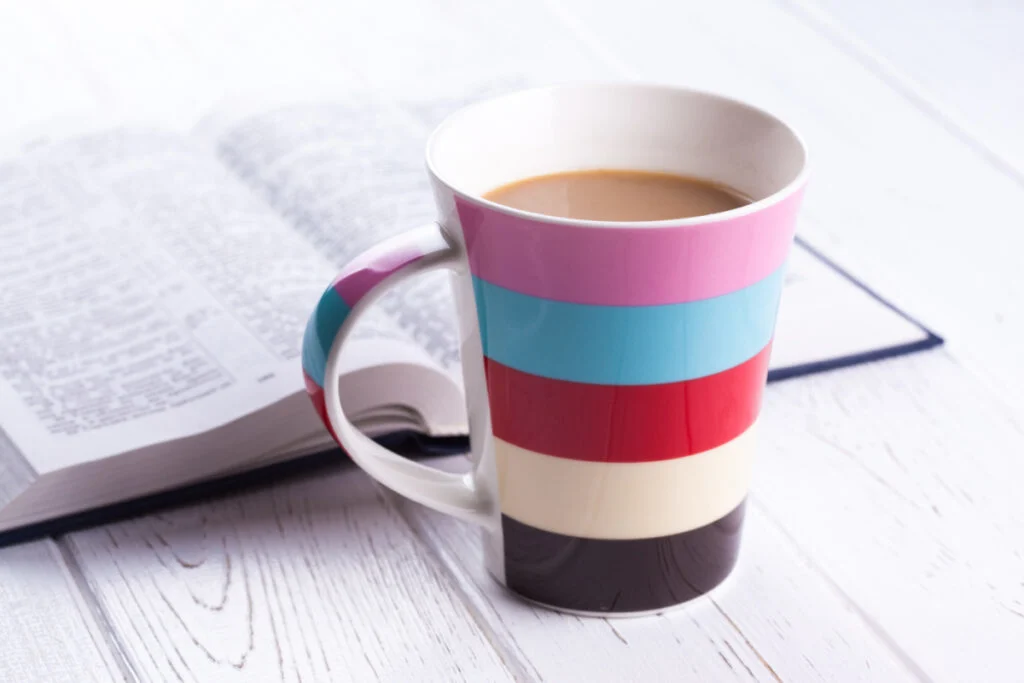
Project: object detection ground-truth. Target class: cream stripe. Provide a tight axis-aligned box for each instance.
[496,423,756,540]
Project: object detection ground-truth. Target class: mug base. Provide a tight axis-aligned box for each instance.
[496,569,737,619]
[496,501,746,616]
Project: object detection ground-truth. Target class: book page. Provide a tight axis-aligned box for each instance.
[0,128,412,471]
[211,102,463,370]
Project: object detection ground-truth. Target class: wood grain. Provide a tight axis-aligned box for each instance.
[0,540,125,682]
[757,350,1024,683]
[65,465,513,683]
[392,456,918,683]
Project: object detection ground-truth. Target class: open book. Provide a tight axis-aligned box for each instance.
[0,94,940,539]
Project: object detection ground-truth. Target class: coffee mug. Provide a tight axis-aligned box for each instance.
[301,84,807,615]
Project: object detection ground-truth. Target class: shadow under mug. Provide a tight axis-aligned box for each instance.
[301,83,808,616]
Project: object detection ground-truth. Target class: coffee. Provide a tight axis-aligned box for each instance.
[483,169,749,221]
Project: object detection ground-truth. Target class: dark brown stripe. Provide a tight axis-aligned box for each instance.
[502,501,745,613]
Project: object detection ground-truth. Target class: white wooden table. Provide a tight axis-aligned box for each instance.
[3,1,1023,681]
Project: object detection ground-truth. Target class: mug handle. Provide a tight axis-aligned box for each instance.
[301,223,494,527]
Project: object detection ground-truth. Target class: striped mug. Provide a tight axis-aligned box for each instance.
[302,84,807,616]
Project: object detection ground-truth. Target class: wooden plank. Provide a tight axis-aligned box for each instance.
[392,457,918,683]
[0,3,102,132]
[64,465,513,683]
[7,0,366,132]
[756,350,1024,683]
[795,0,1024,174]
[0,541,126,682]
[292,0,608,99]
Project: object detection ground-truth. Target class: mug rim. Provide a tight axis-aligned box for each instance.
[425,81,809,230]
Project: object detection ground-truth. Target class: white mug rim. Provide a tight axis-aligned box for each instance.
[425,81,809,230]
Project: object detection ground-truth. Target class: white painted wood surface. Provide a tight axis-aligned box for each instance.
[0,540,125,681]
[66,467,513,683]
[756,351,1024,683]
[1,0,1023,681]
[800,0,1024,172]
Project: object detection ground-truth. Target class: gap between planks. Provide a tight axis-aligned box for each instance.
[747,497,934,683]
[773,0,1024,192]
[377,484,543,683]
[53,537,140,682]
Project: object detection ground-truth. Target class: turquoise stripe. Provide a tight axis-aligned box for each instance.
[473,266,784,385]
[301,286,351,387]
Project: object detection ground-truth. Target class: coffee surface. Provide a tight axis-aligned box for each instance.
[484,169,748,221]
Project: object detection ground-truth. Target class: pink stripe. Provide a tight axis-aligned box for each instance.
[303,370,337,442]
[458,186,804,305]
[332,248,425,308]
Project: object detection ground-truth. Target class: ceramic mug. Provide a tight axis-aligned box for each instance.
[301,84,807,616]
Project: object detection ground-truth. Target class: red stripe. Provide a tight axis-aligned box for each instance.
[485,343,771,462]
[303,370,338,443]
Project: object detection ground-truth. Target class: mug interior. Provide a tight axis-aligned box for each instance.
[427,83,806,220]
